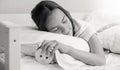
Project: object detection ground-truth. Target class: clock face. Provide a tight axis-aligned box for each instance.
[35,49,55,64]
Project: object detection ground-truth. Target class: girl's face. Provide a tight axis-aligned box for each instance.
[45,8,73,36]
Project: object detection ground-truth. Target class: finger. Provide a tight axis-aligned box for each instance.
[41,40,49,53]
[40,40,47,49]
[45,42,54,55]
[42,40,53,54]
[45,40,57,55]
[36,42,42,50]
[51,43,58,56]
[46,42,57,56]
[47,40,57,53]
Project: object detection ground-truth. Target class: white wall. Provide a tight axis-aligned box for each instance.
[0,0,101,13]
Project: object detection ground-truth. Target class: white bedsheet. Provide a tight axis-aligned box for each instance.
[21,56,63,70]
[0,52,119,70]
[21,53,120,70]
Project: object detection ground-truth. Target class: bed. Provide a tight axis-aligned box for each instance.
[0,12,120,70]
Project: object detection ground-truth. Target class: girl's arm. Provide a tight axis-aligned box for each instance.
[21,43,39,56]
[66,34,106,66]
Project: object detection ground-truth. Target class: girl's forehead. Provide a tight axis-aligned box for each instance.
[45,9,65,27]
[49,8,65,19]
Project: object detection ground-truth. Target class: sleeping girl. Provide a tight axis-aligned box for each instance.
[30,0,106,66]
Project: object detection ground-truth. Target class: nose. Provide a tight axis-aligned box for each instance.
[60,26,68,35]
[55,27,66,34]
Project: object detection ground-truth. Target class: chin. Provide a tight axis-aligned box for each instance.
[70,33,73,36]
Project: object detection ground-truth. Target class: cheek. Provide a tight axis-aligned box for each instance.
[64,24,73,34]
[66,22,73,30]
[67,22,73,35]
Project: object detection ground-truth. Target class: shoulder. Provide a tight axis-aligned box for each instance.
[88,33,99,42]
[74,19,96,41]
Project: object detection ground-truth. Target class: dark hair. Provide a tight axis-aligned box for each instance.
[31,0,75,33]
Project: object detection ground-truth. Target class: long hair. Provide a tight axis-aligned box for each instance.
[31,1,76,34]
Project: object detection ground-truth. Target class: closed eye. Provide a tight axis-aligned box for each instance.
[63,19,67,24]
[51,27,58,32]
[62,15,67,24]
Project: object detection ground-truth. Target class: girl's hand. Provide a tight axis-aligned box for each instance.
[40,40,70,56]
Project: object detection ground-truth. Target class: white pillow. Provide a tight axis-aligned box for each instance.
[21,26,90,55]
[20,27,90,68]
